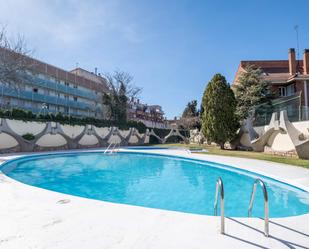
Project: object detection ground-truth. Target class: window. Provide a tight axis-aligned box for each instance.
[279,84,296,97]
[286,84,295,96]
[278,87,286,97]
[65,82,69,87]
[33,88,38,93]
[74,84,78,89]
[74,97,77,101]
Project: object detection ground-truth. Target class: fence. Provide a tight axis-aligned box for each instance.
[253,92,309,126]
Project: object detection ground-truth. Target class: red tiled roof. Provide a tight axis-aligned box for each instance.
[233,60,305,85]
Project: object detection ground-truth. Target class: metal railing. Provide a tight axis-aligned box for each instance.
[214,177,225,234]
[0,85,94,110]
[110,142,120,153]
[104,143,113,153]
[248,178,269,237]
[104,142,120,154]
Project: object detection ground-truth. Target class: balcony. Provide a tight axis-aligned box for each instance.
[23,74,101,101]
[1,85,95,111]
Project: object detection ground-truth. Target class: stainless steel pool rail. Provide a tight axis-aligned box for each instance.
[104,143,113,153]
[104,142,120,154]
[110,142,120,153]
[214,177,225,234]
[248,178,269,237]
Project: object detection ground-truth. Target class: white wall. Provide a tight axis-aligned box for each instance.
[0,133,18,149]
[267,131,295,151]
[78,135,99,146]
[94,127,111,138]
[266,121,309,152]
[36,134,67,147]
[240,120,309,152]
[108,135,122,144]
[7,119,46,135]
[293,121,309,135]
[128,135,139,144]
[62,125,84,138]
[119,130,130,138]
[0,119,150,151]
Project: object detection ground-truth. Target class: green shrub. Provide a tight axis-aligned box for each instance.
[0,108,149,133]
[22,133,35,140]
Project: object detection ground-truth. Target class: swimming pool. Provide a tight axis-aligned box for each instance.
[1,152,309,218]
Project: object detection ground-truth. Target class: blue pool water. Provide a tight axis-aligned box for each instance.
[1,152,309,217]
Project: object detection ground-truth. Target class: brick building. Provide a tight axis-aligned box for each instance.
[233,48,309,121]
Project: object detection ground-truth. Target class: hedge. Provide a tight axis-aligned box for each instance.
[0,108,147,133]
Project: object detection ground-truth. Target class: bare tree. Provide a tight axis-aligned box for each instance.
[103,70,141,122]
[104,71,141,98]
[0,25,35,90]
[178,116,201,130]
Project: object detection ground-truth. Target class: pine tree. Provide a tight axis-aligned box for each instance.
[234,65,273,120]
[202,74,239,149]
[182,100,198,118]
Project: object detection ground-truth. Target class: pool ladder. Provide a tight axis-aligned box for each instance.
[213,177,269,237]
[214,177,225,234]
[104,142,120,154]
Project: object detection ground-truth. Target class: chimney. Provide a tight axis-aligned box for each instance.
[303,49,309,75]
[94,67,98,75]
[288,48,296,75]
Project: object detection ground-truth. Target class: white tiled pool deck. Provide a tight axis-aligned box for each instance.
[0,148,309,249]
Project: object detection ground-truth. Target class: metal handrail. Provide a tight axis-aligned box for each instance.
[110,142,120,154]
[248,178,269,237]
[214,177,225,234]
[104,143,113,154]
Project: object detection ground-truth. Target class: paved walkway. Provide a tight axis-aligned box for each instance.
[0,149,308,249]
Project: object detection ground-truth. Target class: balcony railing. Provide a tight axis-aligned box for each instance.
[1,85,95,111]
[23,74,101,101]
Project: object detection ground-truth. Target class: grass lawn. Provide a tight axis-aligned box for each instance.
[154,143,309,169]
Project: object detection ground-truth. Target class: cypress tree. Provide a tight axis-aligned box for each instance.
[202,74,239,149]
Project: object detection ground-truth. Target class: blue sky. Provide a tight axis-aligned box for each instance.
[0,0,309,118]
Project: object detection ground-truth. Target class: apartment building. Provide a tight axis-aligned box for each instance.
[127,98,168,128]
[0,47,108,118]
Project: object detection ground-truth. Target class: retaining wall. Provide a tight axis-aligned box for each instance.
[0,119,188,153]
[238,111,309,159]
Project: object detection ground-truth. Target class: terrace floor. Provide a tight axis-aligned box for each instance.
[0,148,309,249]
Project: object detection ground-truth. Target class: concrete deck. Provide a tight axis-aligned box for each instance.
[0,148,309,249]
